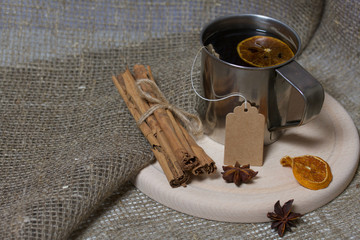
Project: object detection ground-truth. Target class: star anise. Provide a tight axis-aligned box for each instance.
[267,199,303,237]
[221,162,258,186]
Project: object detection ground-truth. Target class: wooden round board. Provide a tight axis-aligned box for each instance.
[133,93,359,222]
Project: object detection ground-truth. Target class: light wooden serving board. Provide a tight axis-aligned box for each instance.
[133,93,359,222]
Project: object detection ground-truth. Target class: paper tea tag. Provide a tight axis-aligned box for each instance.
[224,103,265,166]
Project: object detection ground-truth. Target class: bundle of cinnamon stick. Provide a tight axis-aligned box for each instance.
[112,65,216,188]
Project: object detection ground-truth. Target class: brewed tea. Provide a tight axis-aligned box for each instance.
[205,29,292,67]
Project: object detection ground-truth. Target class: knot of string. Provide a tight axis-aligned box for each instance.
[136,78,203,136]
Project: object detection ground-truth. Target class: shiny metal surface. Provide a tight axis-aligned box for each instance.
[200,14,324,145]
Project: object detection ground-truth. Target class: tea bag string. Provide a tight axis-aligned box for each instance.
[190,46,248,109]
[135,79,203,136]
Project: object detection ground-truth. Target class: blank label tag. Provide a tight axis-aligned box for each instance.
[224,104,265,166]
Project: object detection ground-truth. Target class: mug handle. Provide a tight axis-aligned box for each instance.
[271,61,325,130]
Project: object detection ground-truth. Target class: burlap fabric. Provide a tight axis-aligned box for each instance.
[1,0,359,239]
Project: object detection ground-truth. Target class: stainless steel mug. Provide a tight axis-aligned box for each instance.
[199,14,324,145]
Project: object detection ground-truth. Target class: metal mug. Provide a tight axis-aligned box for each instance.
[198,14,324,145]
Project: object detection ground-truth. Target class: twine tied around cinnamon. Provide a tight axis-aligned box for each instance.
[135,79,203,137]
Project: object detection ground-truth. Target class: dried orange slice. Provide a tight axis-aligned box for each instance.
[237,36,294,67]
[280,155,332,190]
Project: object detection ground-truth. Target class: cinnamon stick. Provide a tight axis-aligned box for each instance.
[140,65,215,175]
[143,66,195,156]
[179,123,217,175]
[112,65,216,187]
[165,109,196,156]
[133,65,198,171]
[113,73,189,187]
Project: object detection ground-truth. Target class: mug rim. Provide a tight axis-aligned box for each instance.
[200,14,302,70]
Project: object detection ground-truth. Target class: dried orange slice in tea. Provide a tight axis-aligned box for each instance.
[280,155,332,190]
[237,36,294,67]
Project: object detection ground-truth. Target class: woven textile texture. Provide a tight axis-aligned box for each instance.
[1,0,359,239]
